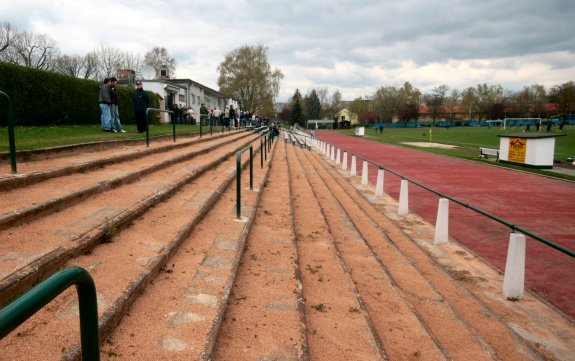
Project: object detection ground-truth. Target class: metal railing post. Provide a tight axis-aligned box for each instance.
[0,267,100,360]
[0,91,16,173]
[145,108,174,147]
[236,145,254,219]
[260,136,265,169]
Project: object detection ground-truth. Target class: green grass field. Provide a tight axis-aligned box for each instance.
[338,125,575,181]
[0,124,203,152]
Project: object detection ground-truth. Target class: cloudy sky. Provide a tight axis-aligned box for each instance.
[2,0,575,102]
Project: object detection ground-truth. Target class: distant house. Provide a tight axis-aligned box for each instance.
[335,108,358,128]
[117,69,239,123]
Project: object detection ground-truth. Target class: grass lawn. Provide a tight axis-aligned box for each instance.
[338,125,575,181]
[0,124,204,152]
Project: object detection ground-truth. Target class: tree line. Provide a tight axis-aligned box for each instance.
[0,21,176,81]
[284,81,575,127]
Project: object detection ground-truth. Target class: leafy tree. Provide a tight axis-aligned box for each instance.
[290,89,304,126]
[305,89,321,119]
[278,106,291,123]
[460,87,477,121]
[372,85,401,123]
[144,46,176,78]
[397,82,421,122]
[550,81,575,115]
[217,45,283,116]
[475,83,504,120]
[423,84,449,125]
[349,96,367,118]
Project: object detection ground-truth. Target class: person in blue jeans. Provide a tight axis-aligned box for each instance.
[109,77,126,133]
[98,78,112,131]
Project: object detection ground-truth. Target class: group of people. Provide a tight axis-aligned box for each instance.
[98,78,150,133]
[98,77,125,133]
[170,103,195,124]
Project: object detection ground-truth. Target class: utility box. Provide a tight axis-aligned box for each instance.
[498,133,565,169]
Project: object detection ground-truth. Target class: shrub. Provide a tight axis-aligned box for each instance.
[0,62,159,126]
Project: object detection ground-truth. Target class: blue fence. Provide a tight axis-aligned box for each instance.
[367,117,575,129]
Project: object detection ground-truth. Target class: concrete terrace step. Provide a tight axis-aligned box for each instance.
[0,132,252,230]
[0,131,245,191]
[0,134,259,308]
[92,138,277,360]
[308,141,575,360]
[0,136,272,360]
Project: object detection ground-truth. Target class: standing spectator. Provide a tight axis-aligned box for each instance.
[212,107,222,126]
[98,78,112,132]
[200,103,208,125]
[109,77,126,133]
[132,81,149,133]
[229,104,237,128]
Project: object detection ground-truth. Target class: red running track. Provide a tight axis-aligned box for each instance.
[315,130,575,320]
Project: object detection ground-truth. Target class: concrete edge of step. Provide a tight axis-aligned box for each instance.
[0,132,256,229]
[0,131,247,192]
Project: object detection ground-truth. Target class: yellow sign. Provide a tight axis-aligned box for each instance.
[508,138,526,163]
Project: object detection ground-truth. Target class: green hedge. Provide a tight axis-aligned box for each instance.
[0,62,159,126]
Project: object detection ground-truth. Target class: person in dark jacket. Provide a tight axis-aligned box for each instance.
[109,77,125,132]
[98,78,112,131]
[132,81,150,133]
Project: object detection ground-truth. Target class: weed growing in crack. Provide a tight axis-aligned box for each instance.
[311,303,327,312]
[101,219,117,243]
[306,264,322,274]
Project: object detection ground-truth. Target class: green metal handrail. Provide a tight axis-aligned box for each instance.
[0,91,16,173]
[236,145,254,219]
[260,135,268,169]
[0,267,100,360]
[318,139,575,258]
[145,108,174,147]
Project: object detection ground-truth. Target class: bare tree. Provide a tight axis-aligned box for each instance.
[12,31,59,70]
[53,54,85,77]
[82,51,99,79]
[93,43,124,79]
[0,21,15,55]
[122,51,144,78]
[144,46,176,78]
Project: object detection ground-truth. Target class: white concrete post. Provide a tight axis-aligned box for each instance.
[398,179,409,215]
[503,233,526,300]
[434,198,449,244]
[375,169,384,197]
[336,148,341,164]
[351,155,357,176]
[342,152,348,170]
[361,161,369,185]
[331,146,335,161]
[326,144,330,158]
